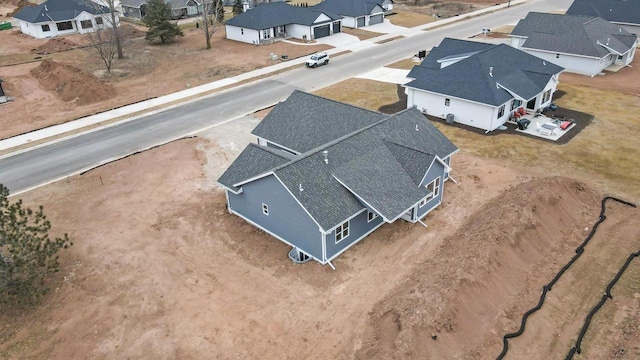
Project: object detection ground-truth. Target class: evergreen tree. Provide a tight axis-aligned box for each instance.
[0,184,73,305]
[232,0,243,16]
[143,0,184,44]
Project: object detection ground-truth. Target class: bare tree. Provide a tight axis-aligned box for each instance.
[199,0,224,49]
[83,0,125,59]
[86,27,118,73]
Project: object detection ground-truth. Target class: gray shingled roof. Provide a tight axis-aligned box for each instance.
[121,0,198,9]
[408,38,493,76]
[251,90,387,153]
[225,2,340,30]
[567,0,640,27]
[404,39,564,106]
[220,96,457,231]
[511,12,638,58]
[313,0,384,17]
[14,0,109,23]
[218,143,293,192]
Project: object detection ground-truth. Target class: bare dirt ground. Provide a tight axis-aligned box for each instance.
[1,118,638,359]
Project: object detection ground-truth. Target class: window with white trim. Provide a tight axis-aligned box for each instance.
[81,20,93,29]
[41,24,50,32]
[367,211,378,223]
[262,203,269,216]
[497,105,505,119]
[95,17,104,25]
[420,177,441,207]
[262,29,270,39]
[542,89,551,104]
[444,98,450,106]
[335,220,349,243]
[510,99,521,111]
[56,21,73,31]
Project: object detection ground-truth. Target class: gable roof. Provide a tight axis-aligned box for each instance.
[251,90,387,153]
[511,12,638,58]
[404,38,564,106]
[218,94,458,231]
[313,0,384,17]
[566,0,640,27]
[14,0,108,23]
[225,2,340,30]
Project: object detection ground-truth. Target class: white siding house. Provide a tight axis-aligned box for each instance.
[13,0,117,39]
[404,38,564,132]
[510,12,638,77]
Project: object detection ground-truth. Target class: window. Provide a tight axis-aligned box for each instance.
[497,104,505,119]
[542,89,551,104]
[95,17,104,25]
[41,24,50,32]
[241,28,244,35]
[262,203,269,216]
[262,29,270,39]
[421,177,441,207]
[618,55,623,60]
[510,99,521,111]
[56,21,73,31]
[80,20,93,29]
[367,211,378,223]
[556,53,559,59]
[335,221,350,243]
[444,98,450,106]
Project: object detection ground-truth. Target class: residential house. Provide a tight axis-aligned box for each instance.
[225,2,342,44]
[313,0,385,28]
[567,0,640,34]
[217,91,458,266]
[121,0,202,19]
[13,0,117,39]
[511,12,638,77]
[404,38,564,132]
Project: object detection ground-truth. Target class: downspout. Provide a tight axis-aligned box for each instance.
[326,260,336,270]
[418,219,428,228]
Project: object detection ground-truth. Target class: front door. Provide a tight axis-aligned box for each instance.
[526,97,536,110]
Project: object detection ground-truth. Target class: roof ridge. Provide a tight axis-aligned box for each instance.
[382,138,436,157]
[247,142,293,160]
[273,107,418,172]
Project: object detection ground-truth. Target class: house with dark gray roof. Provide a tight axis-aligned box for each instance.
[217,91,458,266]
[121,0,202,19]
[13,0,118,39]
[511,12,638,77]
[313,0,386,28]
[567,0,640,34]
[225,2,342,44]
[404,38,564,132]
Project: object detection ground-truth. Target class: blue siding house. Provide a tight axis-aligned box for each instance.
[217,91,458,267]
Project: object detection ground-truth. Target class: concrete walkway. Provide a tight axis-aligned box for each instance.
[0,0,527,153]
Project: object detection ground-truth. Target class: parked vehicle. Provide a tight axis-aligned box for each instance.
[306,52,329,68]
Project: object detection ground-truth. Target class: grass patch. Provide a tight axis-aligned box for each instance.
[312,79,399,112]
[342,28,384,41]
[311,78,640,200]
[386,58,420,70]
[376,35,404,44]
[387,10,436,28]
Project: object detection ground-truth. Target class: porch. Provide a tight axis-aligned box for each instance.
[507,111,576,141]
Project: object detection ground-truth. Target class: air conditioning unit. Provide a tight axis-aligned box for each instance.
[446,113,455,124]
[421,107,428,114]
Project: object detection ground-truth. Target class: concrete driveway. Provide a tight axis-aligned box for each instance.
[365,19,407,34]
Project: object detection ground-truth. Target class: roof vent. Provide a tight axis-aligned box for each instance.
[322,150,328,164]
[543,60,546,65]
[299,183,304,192]
[415,124,419,131]
[44,5,48,11]
[489,66,493,77]
[606,38,610,45]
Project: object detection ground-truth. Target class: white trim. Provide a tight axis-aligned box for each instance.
[404,85,510,109]
[262,202,269,216]
[331,176,391,223]
[322,232,327,262]
[596,41,629,56]
[323,208,367,235]
[326,219,385,263]
[334,220,350,244]
[264,140,300,156]
[418,155,449,187]
[521,46,604,60]
[367,211,379,223]
[417,200,441,221]
[233,170,274,188]
[229,208,326,264]
[219,183,243,195]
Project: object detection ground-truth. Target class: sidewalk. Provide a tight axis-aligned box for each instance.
[0,0,526,154]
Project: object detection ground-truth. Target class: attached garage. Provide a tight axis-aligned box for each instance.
[314,24,330,38]
[356,17,365,27]
[369,14,383,25]
[333,21,341,33]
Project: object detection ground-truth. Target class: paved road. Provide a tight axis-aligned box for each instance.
[0,0,571,195]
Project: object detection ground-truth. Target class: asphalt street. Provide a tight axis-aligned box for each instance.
[0,0,572,194]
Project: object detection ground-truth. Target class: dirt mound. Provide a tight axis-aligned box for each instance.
[356,176,604,359]
[6,0,36,17]
[30,59,116,106]
[31,37,79,55]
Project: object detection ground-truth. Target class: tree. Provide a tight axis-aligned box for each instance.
[86,28,118,73]
[0,184,73,305]
[143,0,184,44]
[199,0,224,49]
[232,0,243,16]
